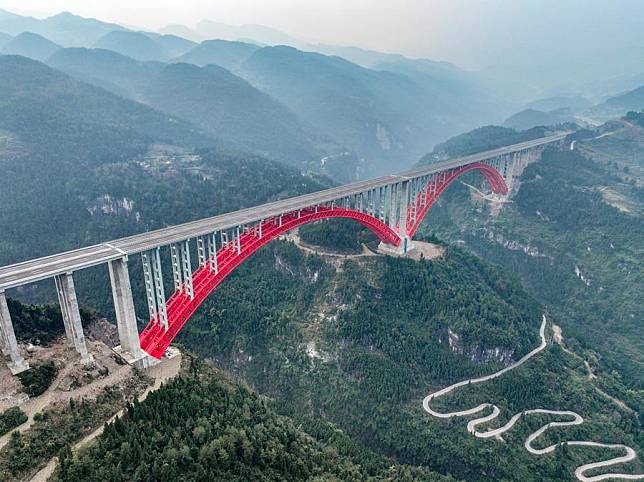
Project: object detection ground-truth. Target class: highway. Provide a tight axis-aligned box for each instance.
[0,132,568,291]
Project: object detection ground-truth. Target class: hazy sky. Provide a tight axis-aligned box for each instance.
[2,0,644,69]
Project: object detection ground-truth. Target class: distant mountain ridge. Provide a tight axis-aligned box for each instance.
[503,108,576,131]
[93,30,168,61]
[175,39,260,71]
[0,9,126,46]
[46,47,343,172]
[1,31,60,60]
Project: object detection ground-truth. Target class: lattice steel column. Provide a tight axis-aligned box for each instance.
[0,290,29,374]
[208,232,218,273]
[197,237,207,267]
[151,248,168,330]
[170,244,182,292]
[141,251,157,323]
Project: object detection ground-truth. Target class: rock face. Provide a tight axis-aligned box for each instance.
[443,327,515,364]
[482,228,551,259]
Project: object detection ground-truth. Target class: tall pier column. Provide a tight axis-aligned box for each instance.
[378,180,414,256]
[108,258,145,365]
[0,290,29,374]
[54,273,93,363]
[397,180,414,254]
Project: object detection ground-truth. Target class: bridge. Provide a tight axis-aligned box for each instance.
[0,133,568,373]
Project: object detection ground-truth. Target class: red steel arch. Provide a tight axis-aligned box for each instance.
[406,162,508,238]
[139,206,400,358]
[140,162,508,358]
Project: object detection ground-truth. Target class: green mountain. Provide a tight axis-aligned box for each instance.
[524,95,593,113]
[51,361,449,481]
[0,55,211,166]
[373,57,505,125]
[419,125,548,164]
[46,47,165,99]
[604,85,644,112]
[140,62,324,165]
[586,84,644,122]
[420,122,644,394]
[0,10,126,46]
[1,32,61,60]
[0,54,220,264]
[503,108,576,130]
[239,45,462,174]
[175,39,260,71]
[46,48,350,173]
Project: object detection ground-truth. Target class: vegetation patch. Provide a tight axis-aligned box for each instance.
[299,218,377,253]
[17,361,57,397]
[0,407,28,437]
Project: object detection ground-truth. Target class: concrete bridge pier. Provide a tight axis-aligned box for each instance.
[54,273,93,364]
[379,180,415,255]
[0,290,29,374]
[108,257,150,368]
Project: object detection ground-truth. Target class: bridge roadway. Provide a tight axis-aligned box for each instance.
[0,133,568,291]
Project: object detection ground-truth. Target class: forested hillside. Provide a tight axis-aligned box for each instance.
[419,125,549,163]
[47,48,351,174]
[53,360,451,482]
[420,124,644,402]
[0,55,212,166]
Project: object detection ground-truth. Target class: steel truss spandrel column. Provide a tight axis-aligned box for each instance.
[141,251,157,322]
[197,237,207,267]
[180,241,193,301]
[208,232,218,273]
[0,290,29,374]
[151,248,168,330]
[170,244,182,292]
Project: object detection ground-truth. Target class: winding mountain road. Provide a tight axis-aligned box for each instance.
[423,316,643,481]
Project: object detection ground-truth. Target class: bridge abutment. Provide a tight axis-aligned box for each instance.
[0,290,29,374]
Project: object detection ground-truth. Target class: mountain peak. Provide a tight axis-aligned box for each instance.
[1,31,61,60]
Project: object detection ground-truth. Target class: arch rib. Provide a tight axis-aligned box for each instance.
[139,206,400,358]
[405,162,508,238]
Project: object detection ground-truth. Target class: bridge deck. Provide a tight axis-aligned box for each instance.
[0,133,568,290]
